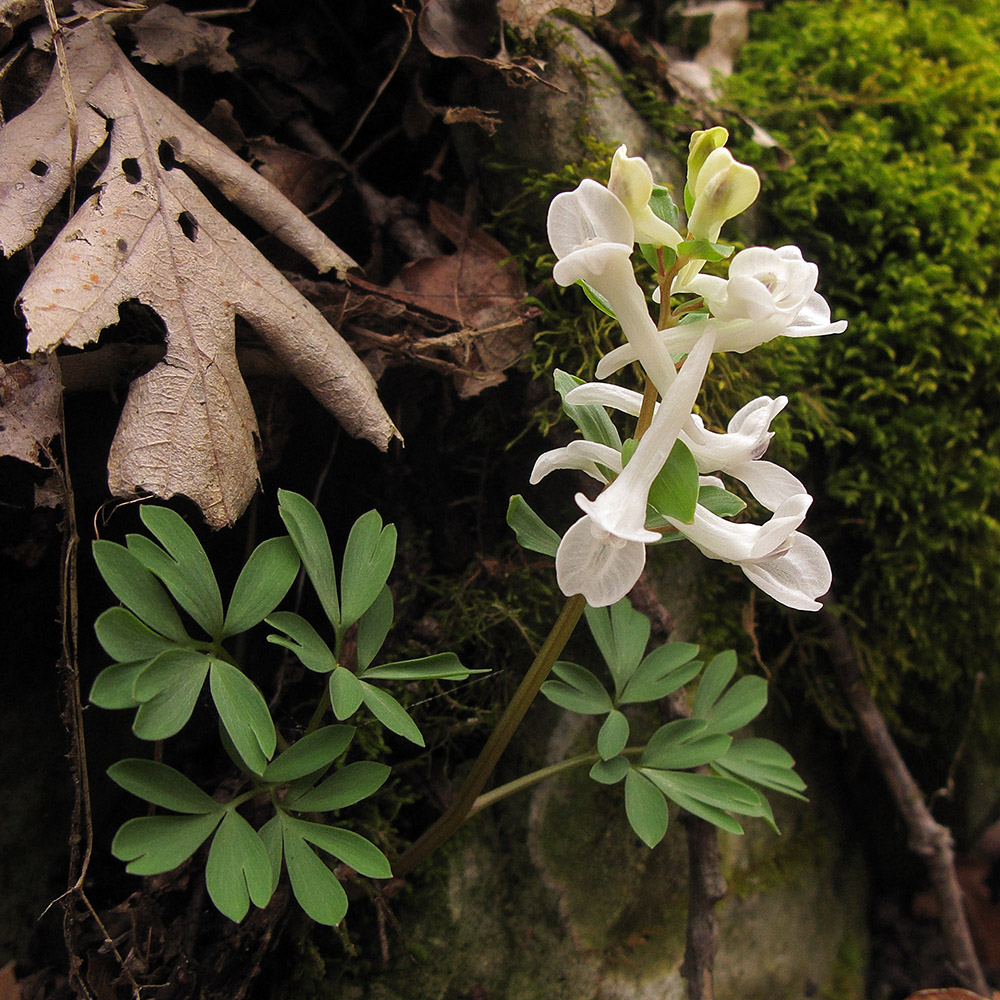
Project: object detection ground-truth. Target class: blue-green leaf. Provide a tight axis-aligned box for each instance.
[625,770,669,847]
[676,239,734,262]
[89,661,148,710]
[340,510,396,631]
[107,759,222,814]
[506,495,561,558]
[205,810,274,921]
[281,819,348,926]
[292,761,391,812]
[209,659,276,776]
[700,675,768,735]
[134,506,224,637]
[359,682,424,746]
[92,540,189,643]
[584,599,650,695]
[329,667,364,720]
[691,650,737,717]
[223,536,300,637]
[132,649,212,739]
[277,490,340,631]
[553,370,622,451]
[597,710,630,761]
[697,484,746,519]
[540,662,612,715]
[95,607,176,663]
[649,185,680,229]
[361,652,484,681]
[636,437,699,524]
[641,732,731,770]
[266,612,337,673]
[356,586,393,671]
[258,815,283,898]
[576,279,617,319]
[289,818,392,879]
[112,812,222,875]
[590,756,630,784]
[620,642,701,704]
[261,725,355,784]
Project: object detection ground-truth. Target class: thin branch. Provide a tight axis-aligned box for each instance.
[392,594,587,878]
[820,606,989,995]
[680,816,726,1000]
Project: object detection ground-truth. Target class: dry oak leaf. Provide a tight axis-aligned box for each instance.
[0,15,398,527]
[497,0,614,34]
[394,201,532,397]
[0,358,61,467]
[130,4,237,73]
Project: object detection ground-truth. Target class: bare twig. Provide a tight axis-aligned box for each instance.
[820,606,989,995]
[680,816,727,1000]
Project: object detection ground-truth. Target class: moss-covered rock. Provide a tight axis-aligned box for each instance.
[719,0,1000,757]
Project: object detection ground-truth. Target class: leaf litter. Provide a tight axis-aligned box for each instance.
[0,6,398,526]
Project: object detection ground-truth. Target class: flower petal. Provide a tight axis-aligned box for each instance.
[555,515,647,607]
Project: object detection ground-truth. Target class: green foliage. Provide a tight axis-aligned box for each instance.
[540,598,805,846]
[723,0,1000,726]
[92,496,476,927]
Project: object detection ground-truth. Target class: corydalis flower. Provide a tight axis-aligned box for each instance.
[597,245,847,379]
[686,146,760,243]
[554,331,716,607]
[563,385,805,512]
[547,179,677,394]
[608,145,683,250]
[666,494,832,611]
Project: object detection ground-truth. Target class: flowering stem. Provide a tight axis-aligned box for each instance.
[392,594,587,877]
[634,378,659,440]
[468,746,645,816]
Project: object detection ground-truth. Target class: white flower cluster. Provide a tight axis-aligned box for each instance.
[532,131,846,611]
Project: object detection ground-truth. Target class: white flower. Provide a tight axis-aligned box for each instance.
[547,179,678,394]
[686,147,760,242]
[666,495,832,611]
[608,145,683,250]
[683,397,806,511]
[564,385,805,511]
[554,330,717,606]
[595,245,847,380]
[530,440,623,486]
[555,516,648,609]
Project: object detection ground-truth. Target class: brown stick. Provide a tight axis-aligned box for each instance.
[820,607,989,995]
[680,816,727,1000]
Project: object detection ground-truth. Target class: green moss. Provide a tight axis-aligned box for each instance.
[714,0,1000,745]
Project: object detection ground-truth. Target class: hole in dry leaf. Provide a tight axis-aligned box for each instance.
[117,238,128,253]
[158,140,178,170]
[29,160,49,176]
[121,158,141,183]
[177,212,198,242]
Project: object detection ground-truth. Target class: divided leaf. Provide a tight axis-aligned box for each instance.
[108,759,222,814]
[223,536,300,637]
[209,659,277,775]
[112,812,222,875]
[261,725,355,784]
[339,511,397,630]
[138,506,223,629]
[205,810,274,922]
[541,662,612,715]
[506,494,561,558]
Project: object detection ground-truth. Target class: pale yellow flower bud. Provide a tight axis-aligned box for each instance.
[687,127,730,193]
[686,147,760,242]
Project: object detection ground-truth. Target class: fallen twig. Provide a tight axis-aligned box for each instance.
[820,606,989,995]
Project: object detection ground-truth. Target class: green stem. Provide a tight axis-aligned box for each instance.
[469,746,645,816]
[392,593,587,878]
